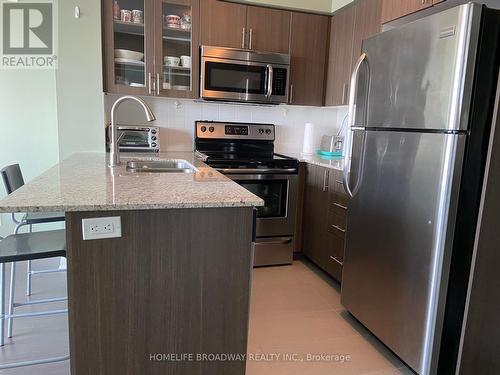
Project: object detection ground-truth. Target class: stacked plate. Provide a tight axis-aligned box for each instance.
[115,49,144,65]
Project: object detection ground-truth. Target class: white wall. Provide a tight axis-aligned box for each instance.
[0,0,104,237]
[56,0,105,159]
[104,95,348,155]
[0,70,60,237]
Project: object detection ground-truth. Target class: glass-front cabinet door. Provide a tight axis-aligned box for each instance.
[154,0,199,98]
[103,0,154,95]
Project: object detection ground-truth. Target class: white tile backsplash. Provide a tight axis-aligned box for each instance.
[104,94,348,154]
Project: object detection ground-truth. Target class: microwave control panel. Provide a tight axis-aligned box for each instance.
[272,68,288,96]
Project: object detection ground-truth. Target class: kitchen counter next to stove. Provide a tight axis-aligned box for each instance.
[276,152,344,171]
[0,152,264,213]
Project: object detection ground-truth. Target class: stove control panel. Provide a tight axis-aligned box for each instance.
[196,121,275,140]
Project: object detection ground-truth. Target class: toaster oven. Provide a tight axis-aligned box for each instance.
[106,125,160,152]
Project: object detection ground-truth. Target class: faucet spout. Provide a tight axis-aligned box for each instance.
[109,96,156,167]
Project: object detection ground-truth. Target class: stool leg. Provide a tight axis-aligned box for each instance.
[26,260,32,296]
[26,224,33,296]
[0,263,5,346]
[7,262,16,338]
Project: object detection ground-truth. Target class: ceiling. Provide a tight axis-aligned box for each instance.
[226,0,353,14]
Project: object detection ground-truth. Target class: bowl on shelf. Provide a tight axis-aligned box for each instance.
[115,49,144,61]
[165,14,181,28]
[164,56,180,66]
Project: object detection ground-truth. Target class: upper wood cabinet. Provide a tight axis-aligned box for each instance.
[325,0,382,106]
[381,0,433,23]
[246,6,290,54]
[200,0,290,54]
[288,12,329,106]
[352,0,382,65]
[103,0,200,98]
[325,5,356,106]
[200,0,247,49]
[102,0,155,96]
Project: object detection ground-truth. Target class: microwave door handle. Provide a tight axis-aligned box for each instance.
[266,64,273,98]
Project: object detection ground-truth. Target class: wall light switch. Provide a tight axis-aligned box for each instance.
[82,216,122,240]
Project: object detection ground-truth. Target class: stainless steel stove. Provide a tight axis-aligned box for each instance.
[195,121,298,267]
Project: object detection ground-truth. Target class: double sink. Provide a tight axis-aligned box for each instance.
[126,159,197,173]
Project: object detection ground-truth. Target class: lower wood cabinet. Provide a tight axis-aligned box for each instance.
[302,163,349,282]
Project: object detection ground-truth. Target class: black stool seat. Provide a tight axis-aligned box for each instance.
[24,212,65,224]
[0,230,66,263]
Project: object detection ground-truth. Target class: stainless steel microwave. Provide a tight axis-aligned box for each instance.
[200,46,290,104]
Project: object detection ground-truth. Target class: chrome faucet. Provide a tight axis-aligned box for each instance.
[109,95,156,167]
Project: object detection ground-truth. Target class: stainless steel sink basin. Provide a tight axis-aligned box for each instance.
[126,159,196,173]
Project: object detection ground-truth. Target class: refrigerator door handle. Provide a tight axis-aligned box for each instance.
[343,53,369,198]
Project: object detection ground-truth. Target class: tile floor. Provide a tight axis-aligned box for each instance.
[0,258,413,374]
[247,258,413,375]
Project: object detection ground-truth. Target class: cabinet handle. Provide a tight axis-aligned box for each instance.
[148,72,152,95]
[323,170,330,192]
[241,27,246,49]
[249,28,253,50]
[289,84,294,104]
[333,202,347,210]
[342,83,348,105]
[156,73,160,95]
[331,224,346,233]
[330,256,344,266]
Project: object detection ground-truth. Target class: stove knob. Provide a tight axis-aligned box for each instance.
[151,142,157,147]
[265,129,272,135]
[151,136,157,141]
[209,126,215,132]
[258,129,264,134]
[201,126,207,132]
[151,129,157,134]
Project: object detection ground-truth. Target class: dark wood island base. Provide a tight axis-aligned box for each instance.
[66,207,254,375]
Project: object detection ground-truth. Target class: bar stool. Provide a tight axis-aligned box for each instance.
[1,164,66,297]
[1,164,66,339]
[0,229,69,369]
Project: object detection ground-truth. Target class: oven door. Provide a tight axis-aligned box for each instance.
[201,57,288,104]
[226,173,298,237]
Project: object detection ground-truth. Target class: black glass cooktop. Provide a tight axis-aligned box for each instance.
[203,153,298,170]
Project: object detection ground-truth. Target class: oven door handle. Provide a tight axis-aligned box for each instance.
[255,237,293,245]
[265,64,273,98]
[216,168,297,174]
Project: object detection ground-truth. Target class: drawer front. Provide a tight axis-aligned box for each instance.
[254,237,294,266]
[328,204,347,233]
[322,232,345,282]
[330,170,349,206]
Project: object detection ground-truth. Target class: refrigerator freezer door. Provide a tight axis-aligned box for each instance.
[341,130,465,374]
[355,4,481,131]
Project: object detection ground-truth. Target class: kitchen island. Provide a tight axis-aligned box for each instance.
[0,152,263,375]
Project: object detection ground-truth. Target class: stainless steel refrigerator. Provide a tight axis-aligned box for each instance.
[340,3,500,375]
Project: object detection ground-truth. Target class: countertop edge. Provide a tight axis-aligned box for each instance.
[276,152,344,171]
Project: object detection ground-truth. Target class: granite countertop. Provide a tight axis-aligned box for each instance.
[0,152,264,212]
[278,152,344,171]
